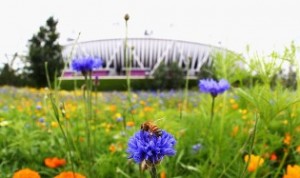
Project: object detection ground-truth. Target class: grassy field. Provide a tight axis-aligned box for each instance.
[2,46,300,178]
[0,82,300,178]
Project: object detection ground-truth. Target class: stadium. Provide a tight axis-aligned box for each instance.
[61,38,227,80]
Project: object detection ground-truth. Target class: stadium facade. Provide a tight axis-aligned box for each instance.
[62,38,226,79]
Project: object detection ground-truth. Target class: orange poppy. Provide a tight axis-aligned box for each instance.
[13,168,40,178]
[54,171,86,178]
[44,157,66,168]
[283,165,300,178]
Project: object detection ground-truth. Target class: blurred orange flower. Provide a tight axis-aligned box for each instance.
[231,126,239,137]
[44,157,66,168]
[231,103,239,110]
[143,106,154,112]
[283,133,292,145]
[296,146,300,153]
[54,172,86,178]
[270,153,277,161]
[13,168,40,178]
[109,144,116,153]
[126,121,135,127]
[160,171,166,178]
[108,105,117,112]
[244,154,264,172]
[283,165,300,178]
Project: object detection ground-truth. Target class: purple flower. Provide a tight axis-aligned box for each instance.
[116,117,123,122]
[36,105,42,110]
[71,57,102,74]
[38,117,45,123]
[198,78,230,97]
[127,130,176,164]
[192,143,202,153]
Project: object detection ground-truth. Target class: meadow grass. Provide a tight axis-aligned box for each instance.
[0,81,299,177]
[1,43,300,177]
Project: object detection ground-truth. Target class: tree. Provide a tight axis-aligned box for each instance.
[0,53,31,86]
[27,16,64,87]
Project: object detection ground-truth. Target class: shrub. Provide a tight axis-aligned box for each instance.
[153,61,185,90]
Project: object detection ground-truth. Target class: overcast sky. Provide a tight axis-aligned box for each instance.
[1,0,300,64]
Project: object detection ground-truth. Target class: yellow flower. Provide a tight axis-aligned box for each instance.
[115,113,122,119]
[51,121,59,128]
[282,120,288,125]
[244,154,264,172]
[283,165,300,178]
[241,109,248,115]
[229,99,235,104]
[291,112,296,118]
[296,146,300,154]
[143,106,154,112]
[140,100,146,106]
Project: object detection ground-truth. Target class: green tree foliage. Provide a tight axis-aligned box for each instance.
[0,64,31,86]
[0,64,18,86]
[153,61,185,90]
[0,54,31,86]
[27,16,64,87]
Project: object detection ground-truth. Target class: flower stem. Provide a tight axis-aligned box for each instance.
[150,166,158,178]
[273,147,289,178]
[208,96,216,128]
[49,94,76,175]
[84,73,93,176]
[239,113,259,178]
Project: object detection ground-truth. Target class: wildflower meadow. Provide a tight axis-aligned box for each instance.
[1,45,300,178]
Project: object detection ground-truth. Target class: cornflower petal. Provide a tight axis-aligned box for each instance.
[71,57,102,74]
[127,130,176,165]
[199,78,230,97]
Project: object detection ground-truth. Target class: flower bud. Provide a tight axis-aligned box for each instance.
[124,14,130,21]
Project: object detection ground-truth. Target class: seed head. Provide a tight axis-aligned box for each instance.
[124,14,130,21]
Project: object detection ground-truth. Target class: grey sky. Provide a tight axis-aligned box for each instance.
[1,0,300,64]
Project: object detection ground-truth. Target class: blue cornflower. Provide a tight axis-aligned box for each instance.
[198,78,230,97]
[116,117,123,122]
[36,105,42,110]
[71,57,102,75]
[38,117,45,123]
[127,130,176,165]
[192,143,202,153]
